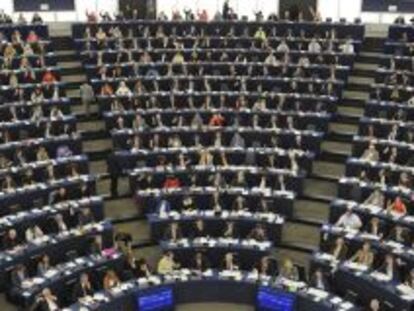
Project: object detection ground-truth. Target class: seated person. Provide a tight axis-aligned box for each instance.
[11,264,28,287]
[363,189,385,208]
[387,196,407,216]
[192,219,207,238]
[157,251,179,275]
[387,225,409,245]
[309,269,330,291]
[3,229,20,249]
[278,258,299,281]
[103,270,120,290]
[191,251,210,272]
[330,237,349,261]
[377,254,400,282]
[78,208,95,226]
[253,256,275,276]
[72,273,94,301]
[37,254,52,276]
[222,221,239,238]
[136,258,152,278]
[53,214,68,232]
[89,235,103,255]
[361,143,379,162]
[222,252,238,271]
[35,288,60,311]
[247,224,268,241]
[25,225,44,242]
[163,222,183,241]
[335,207,362,230]
[364,217,384,238]
[405,268,414,289]
[350,241,374,268]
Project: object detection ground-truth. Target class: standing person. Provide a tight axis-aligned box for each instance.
[80,82,95,117]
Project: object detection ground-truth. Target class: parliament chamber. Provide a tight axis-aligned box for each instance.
[0,0,414,310]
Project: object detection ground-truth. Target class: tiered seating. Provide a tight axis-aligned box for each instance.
[311,24,414,311]
[0,23,122,310]
[71,19,362,279]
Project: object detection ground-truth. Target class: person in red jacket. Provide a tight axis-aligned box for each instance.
[208,113,225,126]
[42,70,57,83]
[163,175,181,189]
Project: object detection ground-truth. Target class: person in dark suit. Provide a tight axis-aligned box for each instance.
[78,208,95,226]
[222,0,230,20]
[37,254,52,276]
[387,225,409,245]
[191,252,210,272]
[136,258,152,278]
[2,228,19,249]
[377,254,400,282]
[72,273,94,302]
[163,222,183,241]
[89,235,103,255]
[11,264,27,287]
[192,219,207,238]
[222,221,239,238]
[309,269,330,291]
[254,256,276,276]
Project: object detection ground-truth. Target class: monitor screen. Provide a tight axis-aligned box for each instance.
[256,287,296,311]
[136,286,174,311]
[14,0,75,11]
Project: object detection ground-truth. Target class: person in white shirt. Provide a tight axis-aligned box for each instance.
[308,38,321,53]
[25,225,44,242]
[115,81,132,96]
[264,51,277,65]
[335,208,362,230]
[276,39,290,53]
[340,39,354,54]
[361,143,379,162]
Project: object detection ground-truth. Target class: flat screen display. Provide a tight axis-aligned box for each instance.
[136,286,174,311]
[362,0,414,12]
[14,0,75,11]
[256,286,296,311]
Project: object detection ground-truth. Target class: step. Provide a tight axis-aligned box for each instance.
[58,61,84,76]
[61,74,87,84]
[302,178,338,200]
[320,140,352,162]
[272,247,313,271]
[89,159,108,175]
[83,138,112,154]
[334,106,364,124]
[311,160,345,180]
[342,90,370,101]
[54,50,78,62]
[78,120,107,139]
[115,219,151,242]
[105,197,141,220]
[281,221,320,250]
[356,52,384,64]
[321,140,352,155]
[293,199,330,224]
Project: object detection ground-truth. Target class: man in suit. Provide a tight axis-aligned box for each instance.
[191,252,210,272]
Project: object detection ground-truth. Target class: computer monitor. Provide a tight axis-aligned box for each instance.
[256,286,296,311]
[136,286,174,311]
